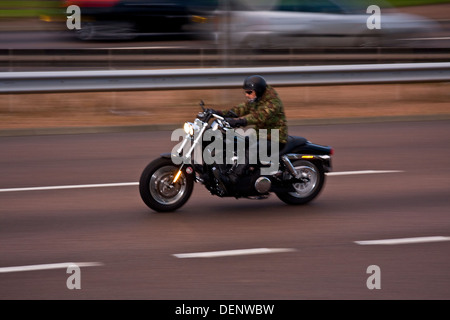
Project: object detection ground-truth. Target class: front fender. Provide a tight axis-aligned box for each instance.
[160,152,172,159]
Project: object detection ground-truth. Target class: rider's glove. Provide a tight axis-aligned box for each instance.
[225,117,247,128]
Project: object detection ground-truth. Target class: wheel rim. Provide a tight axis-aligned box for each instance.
[149,166,187,205]
[289,164,318,198]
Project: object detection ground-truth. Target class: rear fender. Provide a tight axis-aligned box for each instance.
[286,153,332,173]
[295,142,333,155]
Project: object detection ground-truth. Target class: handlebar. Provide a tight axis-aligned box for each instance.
[197,100,235,129]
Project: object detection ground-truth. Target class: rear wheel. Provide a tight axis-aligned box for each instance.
[276,160,325,205]
[139,157,194,212]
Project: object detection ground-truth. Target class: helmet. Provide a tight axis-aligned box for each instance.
[243,75,267,99]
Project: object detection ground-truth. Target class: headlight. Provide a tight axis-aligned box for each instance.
[183,122,193,135]
[183,122,195,136]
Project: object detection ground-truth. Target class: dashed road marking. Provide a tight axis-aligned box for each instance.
[173,248,296,259]
[355,236,450,245]
[0,262,103,273]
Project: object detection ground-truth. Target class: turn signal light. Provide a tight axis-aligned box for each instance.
[173,170,182,183]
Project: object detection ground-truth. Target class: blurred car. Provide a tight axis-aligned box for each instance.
[62,0,213,40]
[190,0,441,48]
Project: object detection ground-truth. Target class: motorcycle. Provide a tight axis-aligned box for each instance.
[139,102,333,212]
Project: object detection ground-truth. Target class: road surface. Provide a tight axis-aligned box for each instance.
[0,120,449,301]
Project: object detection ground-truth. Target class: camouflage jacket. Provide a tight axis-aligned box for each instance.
[222,85,288,144]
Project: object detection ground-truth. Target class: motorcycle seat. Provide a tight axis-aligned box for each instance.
[279,135,307,155]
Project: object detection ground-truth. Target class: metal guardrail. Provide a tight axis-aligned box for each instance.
[1,62,450,94]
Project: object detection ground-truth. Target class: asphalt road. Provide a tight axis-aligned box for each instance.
[0,120,449,301]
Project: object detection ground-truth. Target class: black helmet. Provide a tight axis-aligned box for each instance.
[243,75,267,99]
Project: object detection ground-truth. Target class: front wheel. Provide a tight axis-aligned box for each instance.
[275,160,325,205]
[139,157,194,212]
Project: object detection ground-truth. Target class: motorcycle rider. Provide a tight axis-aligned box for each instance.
[213,75,288,183]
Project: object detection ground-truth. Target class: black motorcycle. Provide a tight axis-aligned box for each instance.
[139,103,333,212]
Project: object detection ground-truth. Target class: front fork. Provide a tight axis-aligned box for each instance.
[172,122,208,184]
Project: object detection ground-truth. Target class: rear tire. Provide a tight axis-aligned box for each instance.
[139,157,194,212]
[276,160,325,205]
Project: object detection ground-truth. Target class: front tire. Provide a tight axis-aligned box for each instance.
[139,157,194,212]
[276,160,325,205]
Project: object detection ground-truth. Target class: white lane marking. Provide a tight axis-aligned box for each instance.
[0,182,138,193]
[173,248,296,259]
[0,170,403,193]
[0,262,104,273]
[355,236,450,246]
[326,170,403,176]
[400,37,450,41]
[97,46,185,50]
